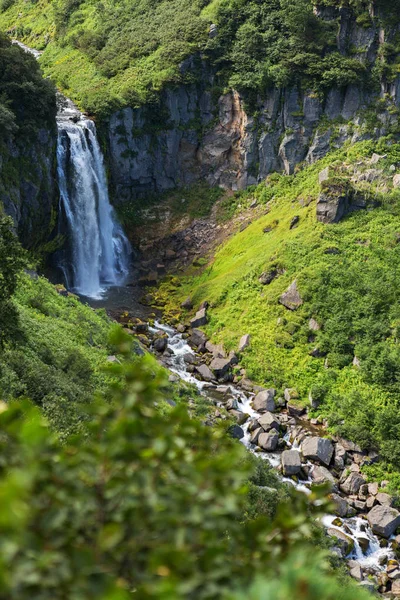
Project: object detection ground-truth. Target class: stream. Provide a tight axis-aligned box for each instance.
[153,322,396,588]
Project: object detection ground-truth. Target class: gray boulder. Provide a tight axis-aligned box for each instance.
[258,431,279,452]
[238,334,251,352]
[330,493,349,518]
[279,280,303,310]
[258,412,280,431]
[327,528,354,556]
[310,465,336,487]
[340,472,365,495]
[228,424,244,440]
[190,329,207,348]
[367,505,400,538]
[153,337,168,353]
[253,389,276,413]
[195,364,214,382]
[250,427,263,445]
[281,450,301,476]
[301,436,334,466]
[190,308,208,328]
[210,357,231,378]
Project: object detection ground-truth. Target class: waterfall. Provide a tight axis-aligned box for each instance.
[57,119,131,299]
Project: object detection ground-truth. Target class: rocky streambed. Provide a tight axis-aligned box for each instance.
[118,309,400,598]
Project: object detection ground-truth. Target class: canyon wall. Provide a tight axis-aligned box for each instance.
[107,7,400,202]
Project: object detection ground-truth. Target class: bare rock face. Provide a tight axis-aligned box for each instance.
[281,450,301,476]
[367,505,400,538]
[301,436,334,466]
[279,281,303,310]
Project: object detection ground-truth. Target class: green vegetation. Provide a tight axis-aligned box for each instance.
[157,138,400,488]
[0,331,371,600]
[0,33,55,138]
[1,0,399,116]
[0,222,371,599]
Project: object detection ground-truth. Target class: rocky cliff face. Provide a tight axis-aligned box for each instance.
[107,7,400,202]
[0,128,57,248]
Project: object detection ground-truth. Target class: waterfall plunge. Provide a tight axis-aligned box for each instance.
[57,119,130,299]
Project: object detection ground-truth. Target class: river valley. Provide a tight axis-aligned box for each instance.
[11,35,400,599]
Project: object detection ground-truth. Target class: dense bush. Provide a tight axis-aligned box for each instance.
[0,33,56,138]
[2,0,399,115]
[0,331,371,599]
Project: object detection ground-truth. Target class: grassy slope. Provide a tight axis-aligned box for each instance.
[1,273,115,438]
[157,138,400,485]
[0,0,211,116]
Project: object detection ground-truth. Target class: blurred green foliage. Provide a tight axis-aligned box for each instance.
[0,331,372,599]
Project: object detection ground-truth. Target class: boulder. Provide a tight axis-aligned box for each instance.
[368,482,379,496]
[290,215,300,229]
[301,436,334,466]
[253,389,276,413]
[330,493,349,518]
[348,562,363,582]
[228,410,249,426]
[153,337,168,353]
[309,318,321,331]
[210,357,232,378]
[250,427,263,445]
[357,536,370,553]
[195,364,214,382]
[228,424,244,440]
[310,465,336,486]
[392,580,400,596]
[190,308,208,328]
[205,341,226,358]
[279,280,303,310]
[316,177,353,224]
[327,528,354,556]
[340,472,365,495]
[191,329,207,348]
[238,334,251,352]
[319,166,330,184]
[258,412,280,431]
[367,505,400,538]
[258,431,279,452]
[259,270,278,285]
[376,492,392,506]
[288,403,306,417]
[393,174,400,189]
[281,450,301,476]
[284,388,298,403]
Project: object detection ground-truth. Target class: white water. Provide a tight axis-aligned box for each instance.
[57,119,131,298]
[13,38,131,300]
[156,322,394,575]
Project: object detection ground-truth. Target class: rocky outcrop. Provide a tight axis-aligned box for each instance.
[106,10,400,203]
[0,129,57,248]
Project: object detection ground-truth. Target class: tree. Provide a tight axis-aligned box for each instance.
[0,216,26,345]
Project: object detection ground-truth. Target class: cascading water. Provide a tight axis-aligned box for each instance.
[13,39,131,300]
[57,118,131,299]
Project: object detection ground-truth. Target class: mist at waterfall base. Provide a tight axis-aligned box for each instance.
[56,118,131,300]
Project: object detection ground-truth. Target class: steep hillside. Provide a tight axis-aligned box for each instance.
[156,137,400,485]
